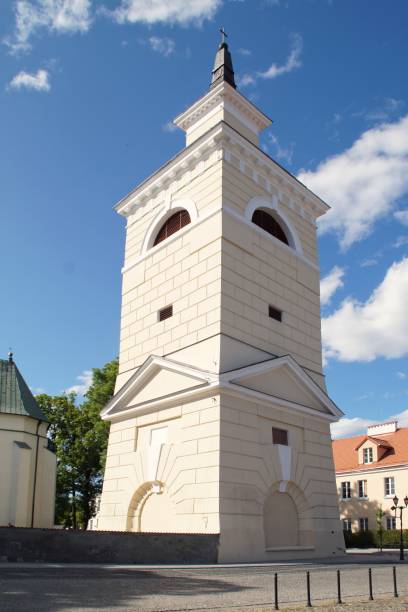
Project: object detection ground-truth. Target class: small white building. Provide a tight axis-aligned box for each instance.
[98,38,345,562]
[0,353,56,528]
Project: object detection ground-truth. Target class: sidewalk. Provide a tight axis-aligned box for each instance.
[212,593,408,610]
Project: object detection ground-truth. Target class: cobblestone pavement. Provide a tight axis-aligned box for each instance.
[1,561,408,611]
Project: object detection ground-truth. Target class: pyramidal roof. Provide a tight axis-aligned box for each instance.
[210,34,236,90]
[0,356,48,421]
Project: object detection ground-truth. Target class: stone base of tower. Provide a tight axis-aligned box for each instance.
[97,355,344,562]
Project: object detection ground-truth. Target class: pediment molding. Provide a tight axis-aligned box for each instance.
[102,355,342,423]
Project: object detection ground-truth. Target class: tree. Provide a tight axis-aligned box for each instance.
[376,506,385,551]
[37,358,118,529]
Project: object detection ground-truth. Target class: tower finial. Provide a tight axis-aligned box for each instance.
[211,28,236,90]
[8,348,13,364]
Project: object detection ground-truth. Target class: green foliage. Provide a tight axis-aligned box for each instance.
[36,358,118,529]
[344,528,408,549]
[343,529,376,548]
[376,506,385,551]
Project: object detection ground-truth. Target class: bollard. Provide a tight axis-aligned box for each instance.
[306,570,312,607]
[274,572,279,610]
[393,566,399,598]
[337,569,342,605]
[368,567,374,601]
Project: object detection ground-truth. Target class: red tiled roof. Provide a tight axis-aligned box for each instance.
[333,427,408,473]
[354,435,394,451]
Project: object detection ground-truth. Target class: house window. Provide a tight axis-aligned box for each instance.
[153,210,191,246]
[341,482,351,499]
[358,480,367,498]
[359,517,369,531]
[386,516,397,530]
[251,209,289,246]
[269,305,282,322]
[272,427,288,446]
[384,477,395,497]
[158,305,173,322]
[363,447,373,464]
[343,519,352,532]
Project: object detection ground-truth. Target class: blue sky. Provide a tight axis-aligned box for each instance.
[1,0,408,437]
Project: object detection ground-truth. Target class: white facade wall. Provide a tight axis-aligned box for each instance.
[0,414,56,528]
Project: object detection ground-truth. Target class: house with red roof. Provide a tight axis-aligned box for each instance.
[332,421,408,533]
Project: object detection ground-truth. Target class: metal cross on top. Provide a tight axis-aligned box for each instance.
[219,27,228,45]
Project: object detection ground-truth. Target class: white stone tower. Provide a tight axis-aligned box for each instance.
[98,36,344,562]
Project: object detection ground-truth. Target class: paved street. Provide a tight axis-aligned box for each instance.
[1,557,408,611]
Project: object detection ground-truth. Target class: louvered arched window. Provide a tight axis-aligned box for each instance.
[251,209,289,246]
[153,210,191,246]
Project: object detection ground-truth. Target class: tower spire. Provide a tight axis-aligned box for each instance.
[210,28,236,90]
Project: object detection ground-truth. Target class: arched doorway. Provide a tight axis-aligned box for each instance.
[263,482,314,549]
[126,482,181,533]
[263,492,299,548]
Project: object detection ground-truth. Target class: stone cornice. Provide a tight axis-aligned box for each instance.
[115,121,329,220]
[174,81,272,133]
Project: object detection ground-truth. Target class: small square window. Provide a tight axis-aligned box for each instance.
[268,305,282,322]
[272,427,288,446]
[159,305,173,321]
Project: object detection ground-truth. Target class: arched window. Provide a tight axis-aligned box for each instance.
[153,210,191,246]
[251,209,289,246]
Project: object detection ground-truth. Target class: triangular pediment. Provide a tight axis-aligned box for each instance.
[223,355,342,418]
[102,356,217,419]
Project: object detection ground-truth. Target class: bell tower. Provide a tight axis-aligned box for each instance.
[98,35,345,562]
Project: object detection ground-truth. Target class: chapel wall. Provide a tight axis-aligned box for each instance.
[0,415,55,528]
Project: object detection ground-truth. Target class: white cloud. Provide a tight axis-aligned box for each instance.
[360,258,379,268]
[320,266,345,305]
[6,0,92,52]
[397,371,406,380]
[394,235,408,249]
[391,408,408,427]
[353,97,405,124]
[258,33,302,79]
[148,36,175,57]
[110,0,221,25]
[162,120,177,133]
[298,114,408,249]
[65,369,93,396]
[322,257,408,363]
[331,416,374,439]
[9,68,51,91]
[237,47,251,56]
[394,210,408,226]
[238,33,302,89]
[265,132,294,165]
[237,73,256,87]
[331,408,408,439]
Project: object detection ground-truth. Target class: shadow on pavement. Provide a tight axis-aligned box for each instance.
[0,566,254,611]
